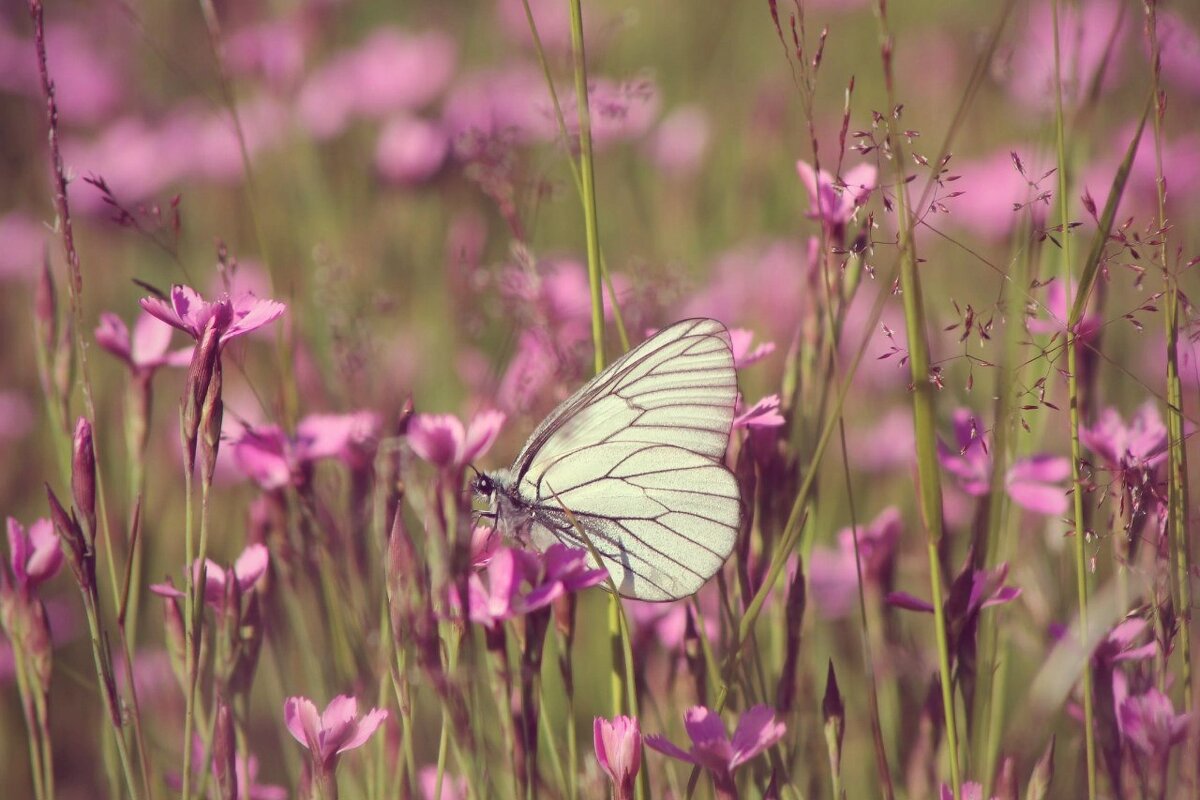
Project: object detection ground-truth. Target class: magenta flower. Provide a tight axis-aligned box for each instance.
[225,18,310,89]
[95,312,194,374]
[375,115,449,185]
[940,782,991,800]
[418,766,467,800]
[1154,10,1200,96]
[0,392,34,442]
[455,544,606,627]
[682,240,811,342]
[140,284,285,346]
[938,409,1071,516]
[1025,279,1101,342]
[809,507,902,619]
[1080,402,1168,473]
[6,517,62,596]
[150,544,269,608]
[1118,688,1191,758]
[627,584,719,659]
[646,705,785,795]
[796,161,876,235]
[594,715,642,800]
[284,694,388,773]
[948,149,1052,240]
[729,329,776,369]
[887,561,1021,615]
[733,395,786,431]
[408,410,504,470]
[0,211,46,280]
[233,412,382,490]
[1094,617,1158,667]
[645,105,711,178]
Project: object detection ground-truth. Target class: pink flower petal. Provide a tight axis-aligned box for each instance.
[886,591,936,613]
[233,544,270,592]
[284,697,320,751]
[643,734,699,765]
[336,707,388,754]
[729,705,786,770]
[462,410,505,465]
[130,312,175,366]
[408,414,465,468]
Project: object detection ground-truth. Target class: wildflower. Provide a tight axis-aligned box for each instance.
[940,782,992,800]
[284,694,388,774]
[646,705,786,797]
[1081,403,1168,473]
[418,766,468,800]
[594,715,642,800]
[5,517,62,596]
[1025,279,1101,342]
[375,115,449,185]
[233,412,382,490]
[0,211,46,280]
[454,544,606,627]
[808,507,902,619]
[1119,688,1191,758]
[95,311,194,374]
[795,160,876,237]
[887,561,1020,616]
[140,284,285,346]
[682,240,811,341]
[729,329,775,369]
[150,544,269,609]
[627,584,719,659]
[938,409,1071,516]
[1153,10,1200,96]
[645,105,711,178]
[0,392,34,441]
[408,410,504,470]
[733,395,786,431]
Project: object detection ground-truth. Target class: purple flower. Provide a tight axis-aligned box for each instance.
[95,312,194,374]
[809,507,902,619]
[627,584,719,658]
[455,544,606,627]
[887,561,1021,615]
[150,544,269,609]
[233,412,382,490]
[948,149,1052,240]
[733,395,786,431]
[375,116,449,185]
[938,409,1071,516]
[646,705,785,794]
[560,77,660,148]
[796,161,875,235]
[1118,688,1191,758]
[408,410,505,470]
[140,284,285,346]
[594,715,642,800]
[729,329,776,369]
[6,517,62,596]
[284,694,388,773]
[1080,403,1168,473]
[1093,617,1158,667]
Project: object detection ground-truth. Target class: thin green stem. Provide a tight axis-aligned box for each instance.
[181,425,197,800]
[12,649,48,800]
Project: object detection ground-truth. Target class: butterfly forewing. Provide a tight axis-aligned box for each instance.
[510,318,741,601]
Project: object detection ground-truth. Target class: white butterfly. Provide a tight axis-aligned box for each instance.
[474,318,742,601]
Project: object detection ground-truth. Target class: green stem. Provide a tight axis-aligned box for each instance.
[181,423,197,800]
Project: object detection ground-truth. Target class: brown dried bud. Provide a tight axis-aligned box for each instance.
[46,484,91,593]
[72,416,97,542]
[181,319,221,476]
[213,695,238,800]
[198,358,224,486]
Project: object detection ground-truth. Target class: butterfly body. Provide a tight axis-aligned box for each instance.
[475,318,742,601]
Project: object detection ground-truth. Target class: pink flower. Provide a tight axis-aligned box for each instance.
[1025,279,1101,341]
[6,517,62,595]
[284,694,388,772]
[225,18,310,89]
[442,64,554,143]
[0,392,35,441]
[796,161,876,236]
[733,395,786,430]
[808,507,902,619]
[1080,402,1167,473]
[644,105,711,178]
[1002,0,1126,113]
[594,716,642,800]
[408,410,505,470]
[95,312,194,373]
[938,409,1071,516]
[455,544,606,627]
[495,0,604,55]
[0,22,124,126]
[729,329,776,369]
[140,284,285,346]
[0,211,46,280]
[559,77,660,148]
[940,782,991,800]
[947,149,1052,239]
[418,766,467,800]
[682,239,811,341]
[233,412,381,489]
[150,544,269,608]
[887,562,1020,615]
[627,584,719,658]
[375,116,449,185]
[646,705,786,792]
[1154,10,1200,96]
[1118,689,1191,758]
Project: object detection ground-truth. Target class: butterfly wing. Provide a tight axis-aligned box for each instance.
[511,318,741,600]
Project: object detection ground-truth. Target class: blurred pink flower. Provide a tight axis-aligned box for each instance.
[495,0,605,55]
[1080,402,1167,473]
[0,21,123,126]
[0,392,35,441]
[63,117,182,210]
[418,766,467,800]
[226,18,310,89]
[298,29,457,139]
[375,116,449,185]
[796,161,876,236]
[442,64,554,143]
[150,543,269,608]
[284,694,388,772]
[1152,9,1200,96]
[1119,688,1191,758]
[729,329,775,369]
[945,149,1052,239]
[682,240,811,340]
[408,410,505,470]
[0,211,46,280]
[167,735,288,800]
[454,544,606,627]
[846,407,915,473]
[808,507,902,619]
[179,96,290,184]
[6,517,62,596]
[95,312,194,374]
[1002,0,1126,113]
[733,395,785,430]
[938,409,1071,516]
[140,284,286,346]
[233,412,381,489]
[627,584,718,657]
[940,782,991,800]
[497,330,561,415]
[594,715,642,800]
[1082,128,1200,217]
[888,561,1020,615]
[560,77,660,148]
[1092,616,1158,667]
[646,705,785,791]
[645,105,711,178]
[1025,278,1101,341]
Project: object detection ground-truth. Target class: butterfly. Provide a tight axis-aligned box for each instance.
[473,318,742,601]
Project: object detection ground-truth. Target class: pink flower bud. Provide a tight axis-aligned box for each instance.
[71,417,97,540]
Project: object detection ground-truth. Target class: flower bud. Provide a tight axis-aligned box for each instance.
[213,695,238,800]
[35,255,57,354]
[46,485,91,593]
[181,319,221,476]
[72,417,97,543]
[198,358,224,486]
